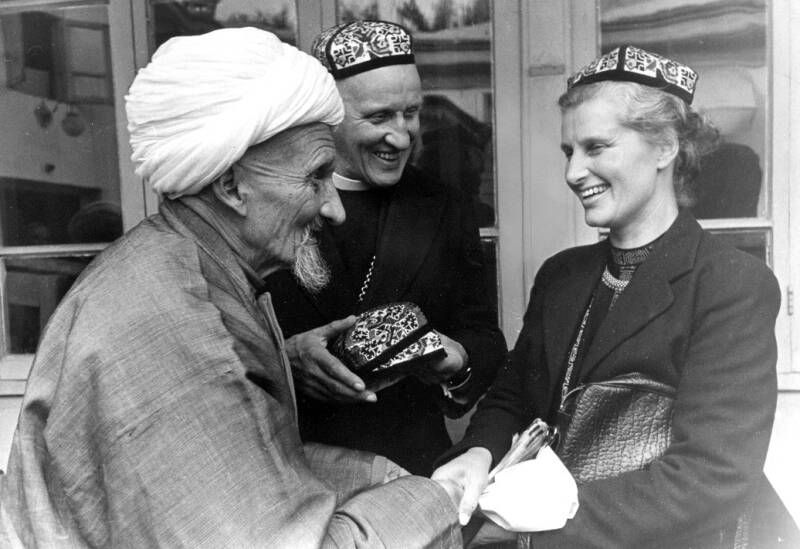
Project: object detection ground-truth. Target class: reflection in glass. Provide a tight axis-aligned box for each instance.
[149,0,297,49]
[599,0,767,220]
[337,0,496,227]
[707,229,768,264]
[0,5,122,245]
[4,256,94,353]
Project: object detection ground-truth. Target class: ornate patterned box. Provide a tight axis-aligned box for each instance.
[331,302,447,384]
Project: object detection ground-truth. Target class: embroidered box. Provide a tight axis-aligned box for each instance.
[331,302,446,384]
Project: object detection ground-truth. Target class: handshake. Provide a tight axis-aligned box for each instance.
[431,418,577,545]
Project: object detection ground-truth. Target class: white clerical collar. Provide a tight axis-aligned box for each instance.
[333,172,371,191]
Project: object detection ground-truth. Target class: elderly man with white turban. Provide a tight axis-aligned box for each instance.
[0,28,462,548]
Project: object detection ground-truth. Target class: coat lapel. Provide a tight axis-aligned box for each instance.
[579,210,702,380]
[360,170,445,308]
[542,244,606,395]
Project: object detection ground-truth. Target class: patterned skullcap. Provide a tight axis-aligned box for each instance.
[568,45,698,104]
[311,20,415,80]
[126,28,344,198]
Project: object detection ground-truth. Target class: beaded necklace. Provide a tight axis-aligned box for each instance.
[559,237,659,407]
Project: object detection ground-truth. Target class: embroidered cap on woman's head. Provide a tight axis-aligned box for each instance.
[567,45,698,104]
[311,20,415,80]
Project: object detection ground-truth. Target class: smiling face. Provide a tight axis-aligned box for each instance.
[560,91,679,247]
[333,64,422,188]
[233,123,344,283]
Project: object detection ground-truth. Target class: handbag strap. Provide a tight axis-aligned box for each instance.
[560,296,594,408]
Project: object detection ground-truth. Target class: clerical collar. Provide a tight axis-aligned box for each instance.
[333,172,371,191]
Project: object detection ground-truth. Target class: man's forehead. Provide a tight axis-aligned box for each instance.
[243,123,334,164]
[338,65,421,106]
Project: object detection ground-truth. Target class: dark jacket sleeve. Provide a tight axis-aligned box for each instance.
[433,186,508,418]
[437,255,561,464]
[524,249,780,548]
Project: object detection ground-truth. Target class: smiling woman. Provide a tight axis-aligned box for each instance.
[434,46,785,548]
[560,82,700,248]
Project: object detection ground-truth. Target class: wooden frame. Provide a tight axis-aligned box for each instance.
[565,0,797,390]
[0,0,141,395]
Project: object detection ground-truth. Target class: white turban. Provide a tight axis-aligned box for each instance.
[125,27,344,198]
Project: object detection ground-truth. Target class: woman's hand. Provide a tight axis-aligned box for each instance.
[431,447,492,525]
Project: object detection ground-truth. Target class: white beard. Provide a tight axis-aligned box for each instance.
[292,221,330,294]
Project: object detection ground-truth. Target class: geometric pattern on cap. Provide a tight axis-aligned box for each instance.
[568,45,698,103]
[312,20,414,79]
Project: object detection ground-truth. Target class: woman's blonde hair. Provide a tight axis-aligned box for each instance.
[558,80,719,205]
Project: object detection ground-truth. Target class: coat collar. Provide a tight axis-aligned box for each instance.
[543,209,703,387]
[160,199,265,306]
[160,199,299,422]
[307,166,447,318]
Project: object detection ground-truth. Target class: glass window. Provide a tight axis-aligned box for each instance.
[599,0,768,221]
[337,0,496,228]
[1,2,126,364]
[706,229,769,263]
[149,0,298,50]
[1,4,122,246]
[4,256,93,353]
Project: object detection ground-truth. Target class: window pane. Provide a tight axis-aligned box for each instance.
[599,0,768,220]
[4,256,93,353]
[0,5,123,245]
[336,0,496,228]
[149,0,298,50]
[707,229,768,264]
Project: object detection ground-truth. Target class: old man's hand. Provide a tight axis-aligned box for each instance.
[431,447,492,526]
[284,316,377,403]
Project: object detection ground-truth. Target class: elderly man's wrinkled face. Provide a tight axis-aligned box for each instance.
[334,64,422,187]
[233,123,344,291]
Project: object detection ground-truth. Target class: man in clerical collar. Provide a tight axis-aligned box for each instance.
[264,20,506,476]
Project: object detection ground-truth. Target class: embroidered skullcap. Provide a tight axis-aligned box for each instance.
[126,27,344,198]
[567,45,698,104]
[311,20,415,80]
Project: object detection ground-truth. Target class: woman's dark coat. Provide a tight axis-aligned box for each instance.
[447,210,781,548]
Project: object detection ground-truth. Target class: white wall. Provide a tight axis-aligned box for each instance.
[0,397,21,471]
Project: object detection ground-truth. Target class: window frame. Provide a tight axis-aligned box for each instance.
[564,0,796,389]
[0,0,142,395]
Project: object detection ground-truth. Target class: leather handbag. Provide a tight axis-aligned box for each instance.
[555,372,675,483]
[330,302,446,384]
[543,372,798,549]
